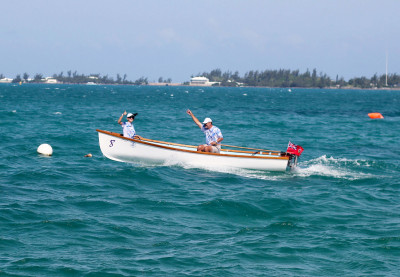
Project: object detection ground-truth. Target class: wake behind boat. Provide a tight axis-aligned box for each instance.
[97,129,299,171]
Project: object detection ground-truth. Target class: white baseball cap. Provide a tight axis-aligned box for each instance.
[202,118,212,124]
[127,112,137,118]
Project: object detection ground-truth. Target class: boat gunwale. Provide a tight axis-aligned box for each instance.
[97,129,289,161]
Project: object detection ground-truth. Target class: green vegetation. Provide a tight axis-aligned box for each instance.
[4,71,149,85]
[11,74,22,83]
[52,71,149,85]
[196,68,400,88]
[158,77,172,83]
[2,69,400,88]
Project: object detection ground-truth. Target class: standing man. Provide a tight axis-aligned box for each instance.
[118,111,142,139]
[186,109,223,153]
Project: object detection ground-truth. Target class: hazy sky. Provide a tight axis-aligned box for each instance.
[1,0,399,82]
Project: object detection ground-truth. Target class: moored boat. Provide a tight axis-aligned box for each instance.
[97,129,299,171]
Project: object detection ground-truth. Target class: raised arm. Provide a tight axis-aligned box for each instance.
[186,109,202,129]
[118,110,127,125]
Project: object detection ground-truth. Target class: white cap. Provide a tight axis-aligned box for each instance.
[202,117,212,124]
[127,113,134,118]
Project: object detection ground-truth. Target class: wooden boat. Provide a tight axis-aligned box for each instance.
[97,129,299,171]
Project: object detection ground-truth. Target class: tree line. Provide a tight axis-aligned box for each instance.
[195,68,400,88]
[2,71,149,85]
[2,69,400,88]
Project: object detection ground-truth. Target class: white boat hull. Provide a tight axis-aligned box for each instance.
[97,130,293,171]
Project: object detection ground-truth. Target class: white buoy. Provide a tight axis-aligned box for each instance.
[37,144,53,156]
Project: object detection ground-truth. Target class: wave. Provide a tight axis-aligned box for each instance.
[293,155,376,180]
[129,154,377,181]
[159,154,377,181]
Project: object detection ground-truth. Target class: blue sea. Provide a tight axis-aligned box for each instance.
[1,84,399,276]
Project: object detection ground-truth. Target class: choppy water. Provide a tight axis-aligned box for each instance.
[1,84,399,276]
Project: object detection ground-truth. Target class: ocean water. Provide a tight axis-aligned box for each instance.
[1,84,399,276]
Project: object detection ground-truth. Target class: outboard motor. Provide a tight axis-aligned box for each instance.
[287,154,298,170]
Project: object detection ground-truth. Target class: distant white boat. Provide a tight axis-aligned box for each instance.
[97,129,299,171]
[288,89,292,92]
[86,82,97,85]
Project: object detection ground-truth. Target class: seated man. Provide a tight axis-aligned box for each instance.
[186,109,223,153]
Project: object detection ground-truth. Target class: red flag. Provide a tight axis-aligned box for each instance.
[286,141,304,156]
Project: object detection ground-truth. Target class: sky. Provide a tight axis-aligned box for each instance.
[1,0,399,83]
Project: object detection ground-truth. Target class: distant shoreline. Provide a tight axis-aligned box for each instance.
[1,82,399,91]
[2,68,400,89]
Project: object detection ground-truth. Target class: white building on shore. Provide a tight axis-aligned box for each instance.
[0,78,13,83]
[190,76,219,86]
[43,77,60,84]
